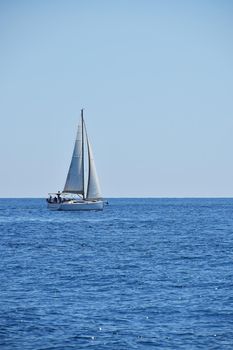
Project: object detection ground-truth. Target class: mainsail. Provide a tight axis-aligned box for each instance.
[63,121,84,195]
[63,111,102,200]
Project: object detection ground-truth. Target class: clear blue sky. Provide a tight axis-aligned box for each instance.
[0,0,233,197]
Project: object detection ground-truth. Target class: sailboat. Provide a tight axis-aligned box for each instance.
[47,109,104,211]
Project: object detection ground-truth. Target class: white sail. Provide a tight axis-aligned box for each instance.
[86,129,102,200]
[63,122,84,194]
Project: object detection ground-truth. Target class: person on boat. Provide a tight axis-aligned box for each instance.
[47,195,52,203]
[57,191,61,203]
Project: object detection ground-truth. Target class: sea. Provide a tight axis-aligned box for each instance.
[0,198,233,349]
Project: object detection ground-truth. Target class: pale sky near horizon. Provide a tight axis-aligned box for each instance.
[0,0,233,198]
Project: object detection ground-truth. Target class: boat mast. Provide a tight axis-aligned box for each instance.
[84,120,91,199]
[81,108,85,199]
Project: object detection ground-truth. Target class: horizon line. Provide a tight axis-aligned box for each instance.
[1,196,233,199]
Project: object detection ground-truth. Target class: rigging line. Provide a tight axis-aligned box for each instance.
[81,108,85,199]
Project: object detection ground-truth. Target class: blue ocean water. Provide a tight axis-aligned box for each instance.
[0,198,233,349]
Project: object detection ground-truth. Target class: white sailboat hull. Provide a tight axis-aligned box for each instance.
[48,200,104,211]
